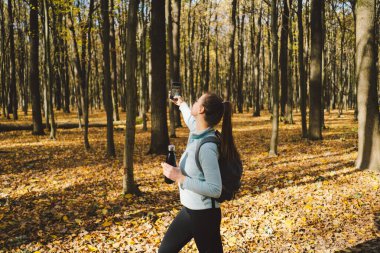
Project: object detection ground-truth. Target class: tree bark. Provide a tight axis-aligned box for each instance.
[110,0,120,121]
[166,0,176,138]
[355,0,380,171]
[139,0,148,132]
[254,3,263,116]
[280,0,289,118]
[308,0,323,140]
[63,30,70,113]
[188,8,196,104]
[286,0,294,124]
[237,11,245,113]
[8,0,17,120]
[101,0,116,157]
[29,0,44,135]
[123,0,140,195]
[149,0,169,155]
[172,0,182,128]
[269,0,279,155]
[226,0,237,100]
[42,0,56,139]
[0,0,6,118]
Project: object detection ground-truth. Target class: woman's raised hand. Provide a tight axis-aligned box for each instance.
[169,91,184,106]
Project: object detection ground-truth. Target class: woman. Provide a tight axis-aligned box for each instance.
[159,92,240,253]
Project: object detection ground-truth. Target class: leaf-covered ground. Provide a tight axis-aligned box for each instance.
[0,110,379,252]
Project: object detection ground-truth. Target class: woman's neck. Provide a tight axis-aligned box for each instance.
[195,117,209,132]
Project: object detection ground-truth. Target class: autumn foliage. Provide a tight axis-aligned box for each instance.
[0,110,379,252]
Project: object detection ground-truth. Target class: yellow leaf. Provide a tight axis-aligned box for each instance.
[84,235,92,241]
[62,215,69,222]
[33,251,41,253]
[102,209,108,215]
[284,219,293,228]
[127,238,135,245]
[228,236,237,246]
[124,194,133,199]
[304,204,313,211]
[102,221,112,227]
[87,245,97,252]
[75,219,83,225]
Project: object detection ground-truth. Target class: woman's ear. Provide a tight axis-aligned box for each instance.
[199,105,205,114]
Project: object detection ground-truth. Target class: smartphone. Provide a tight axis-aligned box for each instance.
[170,82,182,101]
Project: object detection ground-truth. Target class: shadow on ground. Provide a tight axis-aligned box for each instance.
[335,212,380,253]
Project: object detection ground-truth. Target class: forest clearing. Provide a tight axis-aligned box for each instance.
[1,0,380,251]
[1,110,379,252]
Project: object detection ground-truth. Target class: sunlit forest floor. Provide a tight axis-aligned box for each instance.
[0,109,379,252]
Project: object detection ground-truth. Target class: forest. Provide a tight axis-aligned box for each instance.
[0,0,379,252]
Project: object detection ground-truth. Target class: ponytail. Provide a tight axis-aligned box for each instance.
[202,93,240,162]
[220,102,240,162]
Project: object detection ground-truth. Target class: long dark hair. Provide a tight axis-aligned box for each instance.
[202,93,240,162]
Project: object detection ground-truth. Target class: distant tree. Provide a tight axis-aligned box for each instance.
[253,2,263,117]
[226,0,237,100]
[280,0,289,118]
[8,0,17,120]
[110,0,119,121]
[298,0,307,138]
[123,0,140,195]
[29,0,44,135]
[308,0,323,140]
[42,0,56,139]
[101,0,116,157]
[269,0,280,155]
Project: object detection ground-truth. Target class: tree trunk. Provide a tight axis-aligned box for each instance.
[269,0,279,156]
[110,0,119,121]
[172,0,182,128]
[226,0,237,100]
[43,0,56,139]
[0,0,6,118]
[101,0,116,157]
[188,8,195,104]
[215,12,220,96]
[52,9,62,112]
[267,4,272,112]
[63,34,70,113]
[149,0,169,155]
[123,0,140,195]
[166,0,176,138]
[139,0,148,132]
[355,0,380,171]
[254,3,263,117]
[29,0,44,135]
[68,4,92,149]
[280,0,289,118]
[286,0,294,124]
[8,0,17,120]
[308,0,323,140]
[237,11,245,113]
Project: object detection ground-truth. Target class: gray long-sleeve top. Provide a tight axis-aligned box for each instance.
[178,103,222,210]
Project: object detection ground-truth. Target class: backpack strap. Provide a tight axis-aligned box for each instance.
[195,134,220,209]
[195,135,220,173]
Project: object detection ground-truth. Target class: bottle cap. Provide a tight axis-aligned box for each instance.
[168,144,175,151]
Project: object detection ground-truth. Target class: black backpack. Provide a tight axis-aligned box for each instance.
[195,132,243,205]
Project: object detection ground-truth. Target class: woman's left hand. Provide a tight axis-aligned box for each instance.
[161,162,186,184]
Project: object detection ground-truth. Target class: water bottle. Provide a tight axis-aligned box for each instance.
[165,145,176,184]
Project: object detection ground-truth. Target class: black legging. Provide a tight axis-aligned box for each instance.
[158,207,223,253]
